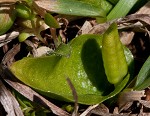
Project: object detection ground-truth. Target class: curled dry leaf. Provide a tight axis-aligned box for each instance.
[118,90,145,112]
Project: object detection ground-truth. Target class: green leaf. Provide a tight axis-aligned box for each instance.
[102,23,128,85]
[18,32,32,42]
[48,43,71,57]
[107,0,139,21]
[10,34,133,105]
[44,13,60,28]
[15,3,32,19]
[34,0,106,17]
[74,0,113,14]
[0,5,16,35]
[134,56,150,90]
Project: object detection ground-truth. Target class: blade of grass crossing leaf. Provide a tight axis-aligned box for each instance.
[107,0,139,21]
[34,0,106,17]
[134,56,150,90]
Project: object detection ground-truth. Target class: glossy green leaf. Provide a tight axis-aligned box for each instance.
[134,56,150,90]
[10,33,133,105]
[34,0,106,17]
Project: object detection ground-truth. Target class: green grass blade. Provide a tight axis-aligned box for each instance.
[107,0,139,21]
[134,56,150,90]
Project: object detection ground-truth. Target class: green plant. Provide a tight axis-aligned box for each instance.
[102,23,128,85]
[0,5,16,35]
[10,23,134,105]
[134,56,150,90]
[13,90,50,116]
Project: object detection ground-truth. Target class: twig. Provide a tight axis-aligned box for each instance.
[80,104,99,116]
[66,78,79,116]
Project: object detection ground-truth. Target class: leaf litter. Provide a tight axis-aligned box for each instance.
[0,0,150,116]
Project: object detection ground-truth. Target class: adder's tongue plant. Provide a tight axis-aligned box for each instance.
[10,23,134,105]
[102,23,128,85]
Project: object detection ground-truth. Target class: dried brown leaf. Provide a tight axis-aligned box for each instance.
[120,31,135,45]
[2,44,20,66]
[0,80,23,116]
[0,31,19,47]
[24,40,38,57]
[139,100,150,109]
[80,104,109,116]
[136,1,150,14]
[78,21,93,35]
[118,90,145,112]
